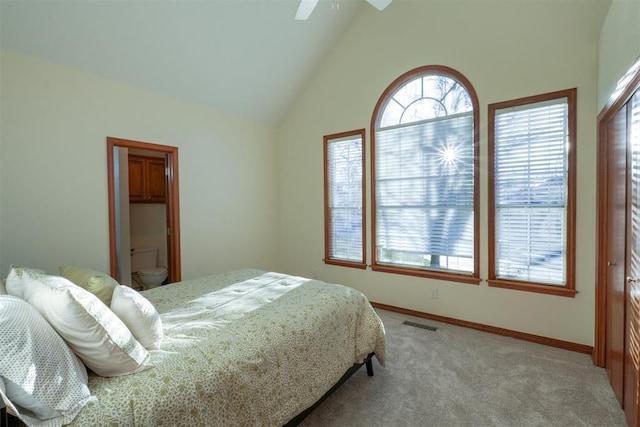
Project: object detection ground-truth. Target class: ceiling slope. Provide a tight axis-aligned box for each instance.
[0,0,363,126]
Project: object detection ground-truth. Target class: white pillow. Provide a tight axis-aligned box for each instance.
[6,266,151,377]
[59,266,119,306]
[111,285,163,350]
[0,295,92,426]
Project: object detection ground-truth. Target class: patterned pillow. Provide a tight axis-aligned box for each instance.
[6,266,151,377]
[59,266,119,306]
[111,285,163,350]
[0,295,92,426]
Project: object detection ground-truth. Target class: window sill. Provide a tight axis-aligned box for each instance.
[487,278,577,297]
[323,259,367,270]
[371,263,480,285]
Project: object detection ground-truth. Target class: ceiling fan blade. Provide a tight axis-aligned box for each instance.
[295,0,320,20]
[366,0,392,11]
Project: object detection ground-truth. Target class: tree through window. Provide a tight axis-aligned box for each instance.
[371,66,480,283]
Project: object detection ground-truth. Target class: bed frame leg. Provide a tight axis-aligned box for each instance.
[366,355,374,376]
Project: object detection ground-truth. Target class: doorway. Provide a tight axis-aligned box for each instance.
[107,137,181,285]
[596,60,640,426]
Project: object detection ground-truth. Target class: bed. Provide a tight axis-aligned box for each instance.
[1,268,386,426]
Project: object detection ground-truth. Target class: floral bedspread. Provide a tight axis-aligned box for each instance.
[69,269,386,426]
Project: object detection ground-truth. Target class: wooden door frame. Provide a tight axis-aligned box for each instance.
[595,62,640,367]
[107,137,182,283]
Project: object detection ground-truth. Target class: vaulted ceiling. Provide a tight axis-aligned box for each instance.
[0,0,364,126]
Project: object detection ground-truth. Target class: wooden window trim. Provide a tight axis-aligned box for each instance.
[370,65,480,284]
[323,129,367,269]
[487,88,577,297]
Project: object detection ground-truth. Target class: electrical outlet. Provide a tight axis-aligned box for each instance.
[431,288,438,299]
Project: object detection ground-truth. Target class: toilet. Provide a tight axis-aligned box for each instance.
[130,247,167,289]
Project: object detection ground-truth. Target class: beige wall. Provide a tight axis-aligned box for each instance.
[130,204,167,269]
[0,49,280,280]
[278,0,606,345]
[598,0,640,110]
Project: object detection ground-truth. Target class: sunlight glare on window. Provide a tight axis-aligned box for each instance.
[437,140,461,169]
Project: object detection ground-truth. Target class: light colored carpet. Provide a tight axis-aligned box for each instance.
[300,309,627,427]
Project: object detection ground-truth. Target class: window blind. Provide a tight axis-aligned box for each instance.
[494,98,568,285]
[375,113,474,272]
[326,135,363,263]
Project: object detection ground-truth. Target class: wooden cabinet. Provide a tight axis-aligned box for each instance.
[128,155,166,203]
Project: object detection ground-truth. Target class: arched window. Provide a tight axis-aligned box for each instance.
[371,65,479,283]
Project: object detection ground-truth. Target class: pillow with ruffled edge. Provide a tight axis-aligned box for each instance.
[111,285,163,350]
[59,266,119,306]
[0,294,93,426]
[6,266,151,377]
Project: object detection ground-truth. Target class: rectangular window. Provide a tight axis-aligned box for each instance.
[488,89,577,297]
[324,129,366,268]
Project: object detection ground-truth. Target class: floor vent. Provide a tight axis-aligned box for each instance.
[403,320,438,331]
